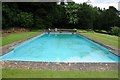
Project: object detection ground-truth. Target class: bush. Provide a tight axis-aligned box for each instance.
[2,4,18,28]
[34,16,48,29]
[111,26,120,36]
[17,12,33,27]
[35,16,52,29]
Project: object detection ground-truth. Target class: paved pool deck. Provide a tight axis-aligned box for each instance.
[0,61,119,71]
[0,32,119,71]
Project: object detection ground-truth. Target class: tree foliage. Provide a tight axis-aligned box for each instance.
[2,2,120,33]
[66,2,79,24]
[17,12,33,27]
[78,3,96,29]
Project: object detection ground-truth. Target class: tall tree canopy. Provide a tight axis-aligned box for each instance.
[2,2,120,32]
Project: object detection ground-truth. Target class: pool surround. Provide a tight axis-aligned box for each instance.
[1,32,119,71]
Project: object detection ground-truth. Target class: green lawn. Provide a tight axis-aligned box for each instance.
[2,69,118,78]
[1,32,40,46]
[78,30,119,48]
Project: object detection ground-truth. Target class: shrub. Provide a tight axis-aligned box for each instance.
[17,12,33,27]
[35,16,52,29]
[2,4,18,28]
[111,26,120,36]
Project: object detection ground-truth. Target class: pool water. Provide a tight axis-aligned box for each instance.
[0,33,119,62]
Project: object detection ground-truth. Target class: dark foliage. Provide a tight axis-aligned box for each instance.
[2,2,120,34]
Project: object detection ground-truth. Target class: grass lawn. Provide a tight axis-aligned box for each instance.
[2,69,118,78]
[0,32,40,46]
[78,30,119,48]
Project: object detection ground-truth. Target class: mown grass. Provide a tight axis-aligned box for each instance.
[78,30,119,48]
[2,69,118,78]
[1,32,40,46]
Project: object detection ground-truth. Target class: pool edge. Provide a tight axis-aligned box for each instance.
[0,60,119,71]
[1,32,44,56]
[76,32,120,57]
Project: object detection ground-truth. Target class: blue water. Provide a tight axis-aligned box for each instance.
[0,33,120,62]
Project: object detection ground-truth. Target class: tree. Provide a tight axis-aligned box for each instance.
[93,7,103,30]
[77,3,95,29]
[2,2,120,32]
[66,2,79,25]
[2,3,19,29]
[99,6,119,31]
[17,12,33,27]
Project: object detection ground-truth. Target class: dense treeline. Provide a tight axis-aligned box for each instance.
[2,2,120,35]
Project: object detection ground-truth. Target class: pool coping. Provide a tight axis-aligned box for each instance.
[0,61,119,71]
[0,32,119,71]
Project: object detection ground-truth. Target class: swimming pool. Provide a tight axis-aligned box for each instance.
[0,33,120,62]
